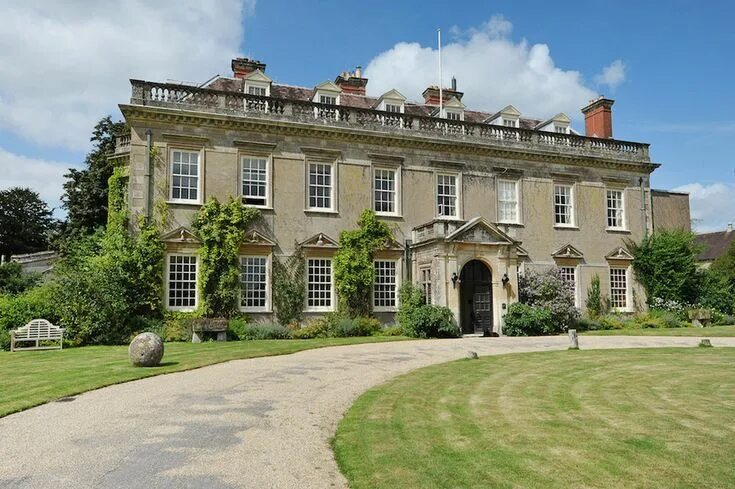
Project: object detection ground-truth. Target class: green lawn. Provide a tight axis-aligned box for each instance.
[583,325,735,336]
[0,336,409,418]
[334,348,735,489]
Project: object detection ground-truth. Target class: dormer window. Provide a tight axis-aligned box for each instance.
[447,111,462,121]
[243,69,272,99]
[320,94,337,105]
[248,86,267,96]
[555,126,568,134]
[486,105,521,129]
[537,113,571,134]
[503,119,517,128]
[385,103,401,113]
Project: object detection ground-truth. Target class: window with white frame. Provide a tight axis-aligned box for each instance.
[497,179,519,223]
[559,266,578,307]
[554,184,574,226]
[446,111,461,121]
[167,255,197,310]
[240,256,268,311]
[609,267,629,309]
[373,260,398,310]
[241,157,268,207]
[374,168,397,215]
[308,162,333,210]
[606,189,625,229]
[436,173,458,218]
[555,126,568,134]
[420,267,432,305]
[170,150,200,202]
[247,86,267,96]
[319,94,337,105]
[385,103,401,113]
[503,119,517,128]
[307,258,333,310]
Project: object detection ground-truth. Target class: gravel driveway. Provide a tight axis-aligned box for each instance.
[1,335,733,489]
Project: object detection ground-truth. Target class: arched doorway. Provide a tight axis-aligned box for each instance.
[459,260,493,335]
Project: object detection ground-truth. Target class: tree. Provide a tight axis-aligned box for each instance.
[711,240,735,286]
[0,187,54,260]
[626,230,701,305]
[61,116,127,238]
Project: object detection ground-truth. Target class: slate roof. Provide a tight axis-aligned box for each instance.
[694,230,735,262]
[206,77,545,128]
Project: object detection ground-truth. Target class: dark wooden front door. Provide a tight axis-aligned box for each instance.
[459,260,493,334]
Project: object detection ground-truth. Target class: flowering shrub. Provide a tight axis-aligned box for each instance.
[519,268,579,332]
[503,303,555,336]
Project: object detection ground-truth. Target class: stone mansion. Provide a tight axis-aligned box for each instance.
[112,57,690,335]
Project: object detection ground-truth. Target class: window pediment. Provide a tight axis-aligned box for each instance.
[299,233,339,248]
[605,246,634,261]
[552,244,584,259]
[243,230,276,246]
[162,227,200,244]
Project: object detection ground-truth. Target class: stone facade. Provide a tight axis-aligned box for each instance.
[114,61,690,334]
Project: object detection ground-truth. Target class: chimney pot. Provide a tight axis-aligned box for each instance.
[451,76,457,91]
[728,223,733,233]
[232,57,266,78]
[581,97,614,138]
[335,67,368,95]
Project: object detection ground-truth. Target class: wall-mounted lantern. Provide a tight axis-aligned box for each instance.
[451,272,460,289]
[501,273,510,287]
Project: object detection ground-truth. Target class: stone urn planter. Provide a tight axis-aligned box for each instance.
[191,318,229,343]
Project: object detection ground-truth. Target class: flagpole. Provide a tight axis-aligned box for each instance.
[438,28,443,117]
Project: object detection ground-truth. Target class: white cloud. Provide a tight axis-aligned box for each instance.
[365,16,604,122]
[594,59,626,90]
[0,146,75,215]
[0,1,252,151]
[673,182,735,232]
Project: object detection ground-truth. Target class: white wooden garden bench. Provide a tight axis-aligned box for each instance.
[10,319,64,352]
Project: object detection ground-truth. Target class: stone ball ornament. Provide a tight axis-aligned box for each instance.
[128,332,165,367]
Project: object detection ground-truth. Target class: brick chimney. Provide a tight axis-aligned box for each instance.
[335,67,368,95]
[581,96,614,138]
[422,85,464,106]
[232,58,266,78]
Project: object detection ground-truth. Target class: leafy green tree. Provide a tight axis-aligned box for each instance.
[0,262,40,295]
[585,274,605,318]
[711,240,735,285]
[0,187,54,260]
[626,230,701,305]
[61,116,127,238]
[334,209,393,317]
[192,197,260,317]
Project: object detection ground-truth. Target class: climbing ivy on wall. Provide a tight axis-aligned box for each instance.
[272,245,306,326]
[334,209,394,317]
[106,165,129,235]
[192,197,260,317]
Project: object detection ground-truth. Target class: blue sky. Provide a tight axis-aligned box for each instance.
[0,0,733,230]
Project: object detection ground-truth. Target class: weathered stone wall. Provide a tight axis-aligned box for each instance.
[124,110,672,322]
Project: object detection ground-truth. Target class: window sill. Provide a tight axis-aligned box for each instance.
[240,309,273,314]
[611,307,634,314]
[606,227,631,234]
[167,200,202,206]
[497,221,524,227]
[435,215,463,221]
[166,306,197,313]
[242,204,273,211]
[376,212,403,219]
[554,225,579,230]
[304,308,336,313]
[304,209,339,215]
[373,308,398,313]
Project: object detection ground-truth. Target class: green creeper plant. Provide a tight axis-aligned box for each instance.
[334,209,394,317]
[272,245,306,326]
[192,197,260,317]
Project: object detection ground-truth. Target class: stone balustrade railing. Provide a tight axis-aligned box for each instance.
[129,80,651,162]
